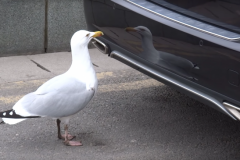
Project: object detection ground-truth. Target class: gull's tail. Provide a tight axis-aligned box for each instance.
[0,110,40,125]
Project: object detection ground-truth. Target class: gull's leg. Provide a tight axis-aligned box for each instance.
[57,119,62,139]
[56,119,75,140]
[63,124,82,146]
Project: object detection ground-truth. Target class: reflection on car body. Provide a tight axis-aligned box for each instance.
[125,26,199,80]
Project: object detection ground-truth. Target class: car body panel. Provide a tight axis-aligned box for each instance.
[84,0,240,120]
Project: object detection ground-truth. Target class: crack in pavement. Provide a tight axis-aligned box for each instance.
[92,63,99,67]
[30,60,51,72]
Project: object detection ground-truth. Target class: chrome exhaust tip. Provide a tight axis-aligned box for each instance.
[91,38,109,54]
[223,102,240,120]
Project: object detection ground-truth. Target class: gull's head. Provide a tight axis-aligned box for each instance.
[71,30,104,48]
[125,26,152,38]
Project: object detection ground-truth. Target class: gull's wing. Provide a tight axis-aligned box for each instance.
[159,51,194,70]
[13,74,95,118]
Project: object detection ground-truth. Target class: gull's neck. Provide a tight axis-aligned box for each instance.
[67,45,93,76]
[141,35,155,52]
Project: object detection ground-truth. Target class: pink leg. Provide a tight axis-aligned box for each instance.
[63,124,82,146]
[61,134,76,140]
[57,119,75,140]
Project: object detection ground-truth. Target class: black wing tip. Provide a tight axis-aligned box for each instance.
[0,110,40,119]
[0,121,5,125]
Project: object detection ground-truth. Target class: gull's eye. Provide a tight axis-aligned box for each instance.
[86,33,90,37]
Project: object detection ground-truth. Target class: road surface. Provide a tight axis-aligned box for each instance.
[0,49,240,160]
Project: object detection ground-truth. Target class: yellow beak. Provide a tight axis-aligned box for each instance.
[92,31,104,38]
[125,27,137,32]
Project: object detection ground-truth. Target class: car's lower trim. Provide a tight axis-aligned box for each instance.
[110,50,237,120]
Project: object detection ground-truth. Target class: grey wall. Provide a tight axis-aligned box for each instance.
[47,0,87,52]
[0,0,45,57]
[0,0,87,57]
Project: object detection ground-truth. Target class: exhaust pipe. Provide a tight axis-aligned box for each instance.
[91,38,109,54]
[223,102,240,120]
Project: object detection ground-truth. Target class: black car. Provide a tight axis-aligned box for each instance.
[84,0,240,121]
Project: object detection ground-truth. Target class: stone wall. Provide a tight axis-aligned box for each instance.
[0,0,87,57]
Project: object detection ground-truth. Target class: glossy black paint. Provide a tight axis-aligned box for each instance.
[84,0,240,111]
[150,0,240,33]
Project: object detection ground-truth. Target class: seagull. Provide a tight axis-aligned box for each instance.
[0,30,104,146]
[125,26,199,79]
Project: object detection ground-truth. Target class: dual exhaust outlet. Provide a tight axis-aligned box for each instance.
[91,38,109,55]
[223,102,240,121]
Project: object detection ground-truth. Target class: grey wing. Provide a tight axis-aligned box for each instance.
[13,76,95,118]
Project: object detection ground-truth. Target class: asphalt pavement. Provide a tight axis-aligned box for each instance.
[1,49,240,160]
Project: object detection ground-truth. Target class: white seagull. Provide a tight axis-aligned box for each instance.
[0,30,103,146]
